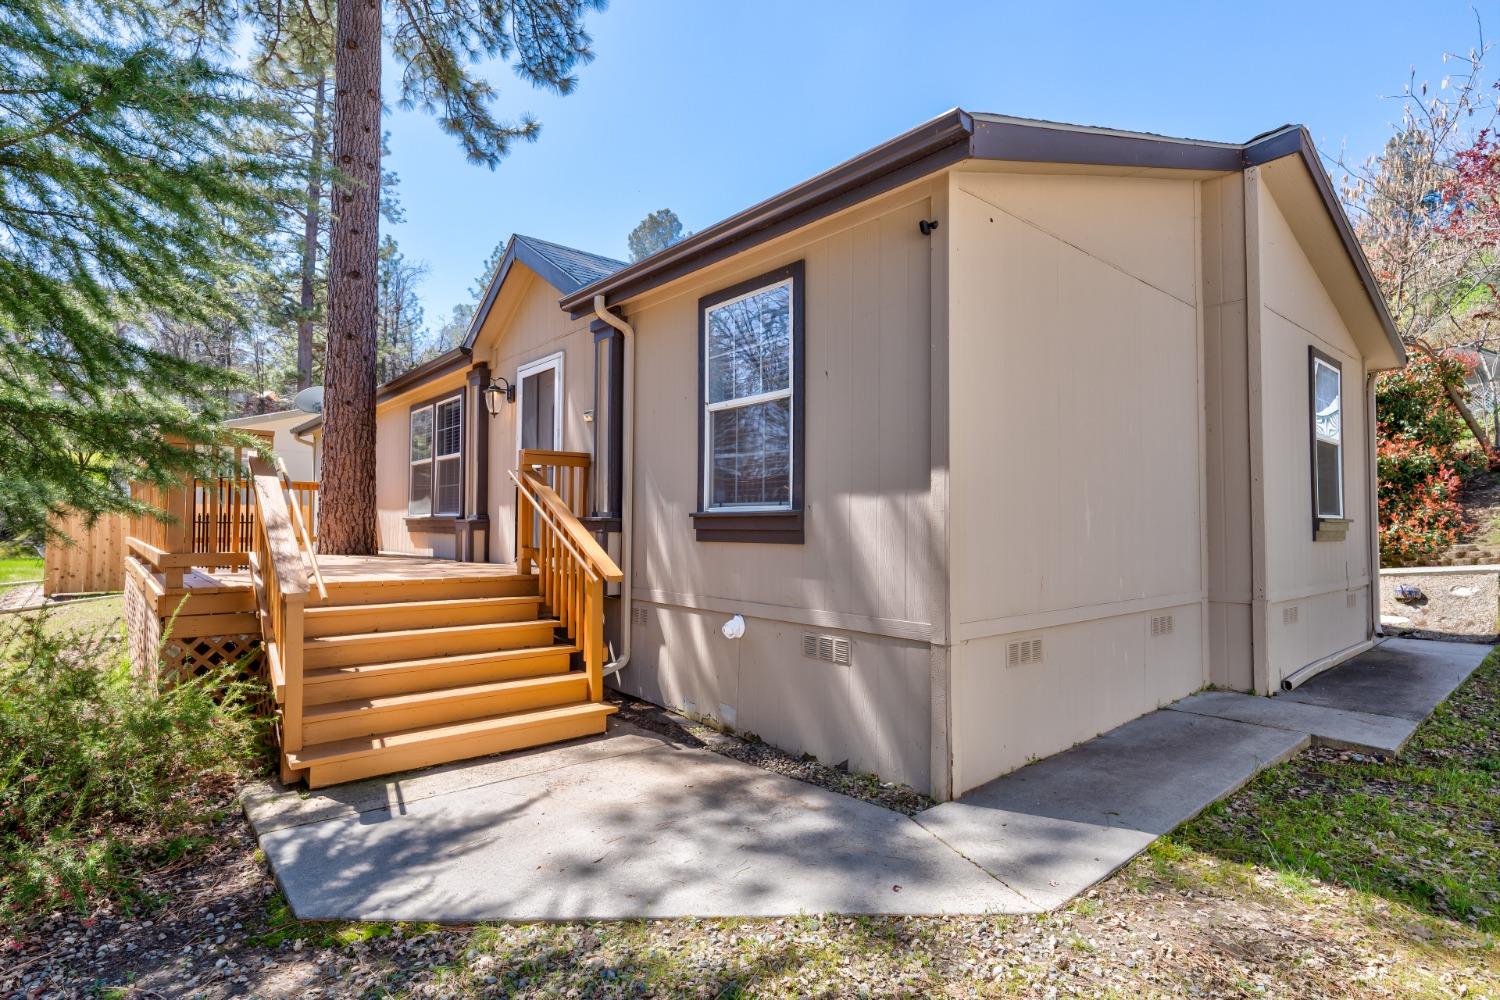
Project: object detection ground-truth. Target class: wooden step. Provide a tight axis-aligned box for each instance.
[303,619,559,669]
[303,595,545,638]
[301,672,590,744]
[286,702,618,788]
[312,574,539,608]
[302,645,577,705]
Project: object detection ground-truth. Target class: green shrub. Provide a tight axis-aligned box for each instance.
[1376,352,1484,565]
[0,613,265,919]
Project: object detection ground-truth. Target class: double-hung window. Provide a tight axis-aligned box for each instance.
[1310,347,1343,528]
[693,261,805,542]
[409,392,463,517]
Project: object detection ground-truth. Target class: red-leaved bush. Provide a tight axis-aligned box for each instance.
[1376,352,1482,565]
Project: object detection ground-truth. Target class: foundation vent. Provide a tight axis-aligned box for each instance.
[1150,613,1175,637]
[1283,605,1299,626]
[631,606,648,628]
[802,633,851,666]
[1006,637,1043,667]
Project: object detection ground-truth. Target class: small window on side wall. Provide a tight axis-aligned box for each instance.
[692,261,805,544]
[1310,347,1343,532]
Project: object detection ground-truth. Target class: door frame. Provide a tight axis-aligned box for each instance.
[515,351,565,464]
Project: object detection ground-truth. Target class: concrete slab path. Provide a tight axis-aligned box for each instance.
[248,725,1030,921]
[248,636,1488,921]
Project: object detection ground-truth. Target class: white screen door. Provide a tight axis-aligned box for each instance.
[517,352,564,457]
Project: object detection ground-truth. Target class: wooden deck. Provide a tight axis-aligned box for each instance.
[194,555,526,594]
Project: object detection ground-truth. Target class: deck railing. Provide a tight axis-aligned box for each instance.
[511,456,622,702]
[126,452,318,588]
[518,449,591,518]
[248,473,310,775]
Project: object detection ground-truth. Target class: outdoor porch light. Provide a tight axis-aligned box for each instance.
[483,377,515,416]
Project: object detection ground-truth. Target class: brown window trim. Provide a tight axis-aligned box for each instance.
[693,260,806,544]
[403,516,459,534]
[1308,345,1344,540]
[409,387,466,519]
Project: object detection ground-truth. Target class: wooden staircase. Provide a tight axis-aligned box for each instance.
[283,570,615,788]
[246,449,622,789]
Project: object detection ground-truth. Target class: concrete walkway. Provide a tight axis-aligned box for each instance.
[247,636,1488,921]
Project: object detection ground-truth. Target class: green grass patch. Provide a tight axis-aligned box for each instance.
[0,557,42,586]
[0,610,266,921]
[1175,647,1500,930]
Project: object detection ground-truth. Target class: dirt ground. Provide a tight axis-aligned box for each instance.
[4,783,1495,998]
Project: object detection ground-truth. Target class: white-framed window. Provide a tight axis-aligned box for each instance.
[434,395,463,516]
[703,276,794,510]
[1311,349,1343,521]
[408,406,433,517]
[409,391,463,517]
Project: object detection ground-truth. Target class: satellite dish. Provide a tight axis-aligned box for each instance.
[293,386,324,414]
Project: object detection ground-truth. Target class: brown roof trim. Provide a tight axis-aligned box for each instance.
[968,113,1245,171]
[290,414,321,436]
[559,112,1402,365]
[561,109,977,317]
[1243,126,1405,363]
[376,347,473,403]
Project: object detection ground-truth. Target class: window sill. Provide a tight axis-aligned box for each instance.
[690,508,803,544]
[1314,517,1351,542]
[405,516,459,534]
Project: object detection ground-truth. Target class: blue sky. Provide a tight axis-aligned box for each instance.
[382,0,1498,328]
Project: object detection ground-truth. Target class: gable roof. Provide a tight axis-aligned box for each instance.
[557,109,1403,366]
[460,233,626,350]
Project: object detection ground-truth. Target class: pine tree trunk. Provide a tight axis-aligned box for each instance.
[296,72,327,392]
[319,0,382,554]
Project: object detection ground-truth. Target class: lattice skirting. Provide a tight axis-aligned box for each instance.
[124,571,269,716]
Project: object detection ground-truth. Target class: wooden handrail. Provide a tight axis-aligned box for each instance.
[512,468,622,582]
[511,458,619,703]
[269,455,325,600]
[252,476,310,596]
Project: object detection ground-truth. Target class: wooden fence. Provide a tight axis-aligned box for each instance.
[46,478,317,596]
[44,511,125,595]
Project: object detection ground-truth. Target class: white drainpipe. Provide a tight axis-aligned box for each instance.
[593,294,634,679]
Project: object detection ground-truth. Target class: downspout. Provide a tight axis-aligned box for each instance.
[593,294,634,678]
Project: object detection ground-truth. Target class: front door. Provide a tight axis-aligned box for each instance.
[517,352,563,457]
[514,353,564,561]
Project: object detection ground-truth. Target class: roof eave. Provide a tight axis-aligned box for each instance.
[559,108,978,317]
[375,346,473,403]
[1243,126,1407,367]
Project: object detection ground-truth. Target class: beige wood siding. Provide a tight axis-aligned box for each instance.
[374,369,468,556]
[945,169,1209,795]
[1253,180,1373,684]
[475,265,597,564]
[1201,173,1255,691]
[607,185,940,792]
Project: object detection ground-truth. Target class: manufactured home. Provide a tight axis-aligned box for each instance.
[124,110,1403,795]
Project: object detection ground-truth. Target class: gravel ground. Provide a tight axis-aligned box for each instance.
[4,811,1495,999]
[609,694,936,816]
[6,688,1497,997]
[0,583,43,613]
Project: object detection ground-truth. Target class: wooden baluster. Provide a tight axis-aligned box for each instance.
[208,478,221,561]
[519,493,534,574]
[584,575,604,701]
[564,551,575,637]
